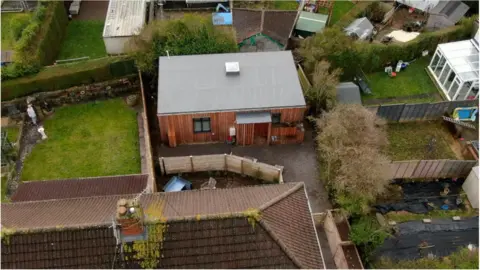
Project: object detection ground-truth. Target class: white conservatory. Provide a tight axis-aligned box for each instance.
[427,38,479,101]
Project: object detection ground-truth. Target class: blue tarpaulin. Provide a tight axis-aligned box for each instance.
[163,176,192,192]
[212,12,232,25]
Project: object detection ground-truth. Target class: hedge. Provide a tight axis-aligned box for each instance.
[1,1,68,80]
[1,57,137,100]
[327,17,477,79]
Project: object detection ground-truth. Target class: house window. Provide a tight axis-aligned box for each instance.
[272,113,281,124]
[193,118,211,133]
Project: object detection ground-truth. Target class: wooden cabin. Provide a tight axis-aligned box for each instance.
[157,51,306,147]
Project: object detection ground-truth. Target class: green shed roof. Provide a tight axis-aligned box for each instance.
[295,11,328,33]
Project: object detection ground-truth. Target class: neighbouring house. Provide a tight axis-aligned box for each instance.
[1,182,326,269]
[10,174,148,202]
[102,0,147,54]
[294,11,329,37]
[233,9,298,52]
[396,0,469,30]
[344,17,374,40]
[157,51,306,147]
[336,82,362,105]
[427,35,479,101]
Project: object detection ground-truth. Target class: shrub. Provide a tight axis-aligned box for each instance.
[364,2,386,23]
[304,61,342,113]
[350,216,389,263]
[315,105,391,215]
[301,16,476,79]
[1,57,136,100]
[2,1,68,80]
[127,15,238,73]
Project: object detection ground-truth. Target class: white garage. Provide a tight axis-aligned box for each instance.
[103,0,147,55]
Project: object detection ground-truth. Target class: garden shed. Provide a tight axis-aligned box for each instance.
[294,11,328,37]
[336,82,362,105]
[102,0,147,54]
[427,39,479,101]
[344,17,374,40]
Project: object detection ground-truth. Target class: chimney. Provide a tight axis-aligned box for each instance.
[116,198,144,236]
[225,62,240,74]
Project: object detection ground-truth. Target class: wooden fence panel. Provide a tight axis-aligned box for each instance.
[160,154,282,182]
[226,155,243,174]
[391,159,477,179]
[377,104,405,122]
[162,156,192,174]
[191,154,225,172]
[372,100,478,122]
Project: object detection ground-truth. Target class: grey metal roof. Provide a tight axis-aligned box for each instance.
[430,0,469,24]
[336,82,362,104]
[236,112,272,124]
[157,51,306,115]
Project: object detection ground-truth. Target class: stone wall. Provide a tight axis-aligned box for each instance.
[1,75,139,118]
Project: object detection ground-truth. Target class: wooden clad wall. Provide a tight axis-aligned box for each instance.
[158,107,306,145]
[271,107,306,122]
[236,123,254,146]
[158,112,236,145]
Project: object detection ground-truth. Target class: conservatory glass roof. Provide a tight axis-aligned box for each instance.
[438,39,479,82]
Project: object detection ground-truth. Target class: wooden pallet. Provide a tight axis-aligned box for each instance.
[442,116,477,130]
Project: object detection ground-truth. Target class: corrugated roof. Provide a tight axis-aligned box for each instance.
[336,82,362,104]
[157,51,305,115]
[1,182,325,269]
[295,11,328,33]
[103,0,147,38]
[236,112,272,124]
[438,39,479,82]
[10,174,149,202]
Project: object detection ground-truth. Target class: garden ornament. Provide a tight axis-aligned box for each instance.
[37,126,47,140]
[27,104,37,125]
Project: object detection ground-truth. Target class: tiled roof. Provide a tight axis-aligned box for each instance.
[11,174,148,202]
[233,9,298,45]
[1,183,324,269]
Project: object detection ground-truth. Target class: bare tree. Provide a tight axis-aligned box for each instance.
[315,104,391,215]
[304,61,342,113]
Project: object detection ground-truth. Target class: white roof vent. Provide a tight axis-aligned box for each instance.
[225,62,240,74]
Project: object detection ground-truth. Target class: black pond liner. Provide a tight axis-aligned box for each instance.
[375,178,466,214]
[374,216,479,261]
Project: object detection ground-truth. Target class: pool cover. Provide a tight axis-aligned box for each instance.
[375,178,465,214]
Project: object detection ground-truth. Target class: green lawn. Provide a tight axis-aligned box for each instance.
[330,1,355,25]
[21,99,141,181]
[363,58,440,103]
[58,20,107,60]
[387,121,457,160]
[3,126,20,144]
[273,0,299,10]
[1,12,32,50]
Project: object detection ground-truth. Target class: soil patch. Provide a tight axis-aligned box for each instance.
[157,172,262,191]
[336,220,350,242]
[343,245,363,269]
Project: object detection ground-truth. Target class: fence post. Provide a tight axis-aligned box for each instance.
[241,158,244,175]
[277,168,282,183]
[224,153,227,172]
[190,155,194,172]
[160,157,165,176]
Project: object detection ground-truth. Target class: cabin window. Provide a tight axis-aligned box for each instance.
[193,117,211,133]
[272,113,281,124]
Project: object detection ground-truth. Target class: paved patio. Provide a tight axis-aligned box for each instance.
[157,124,332,213]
